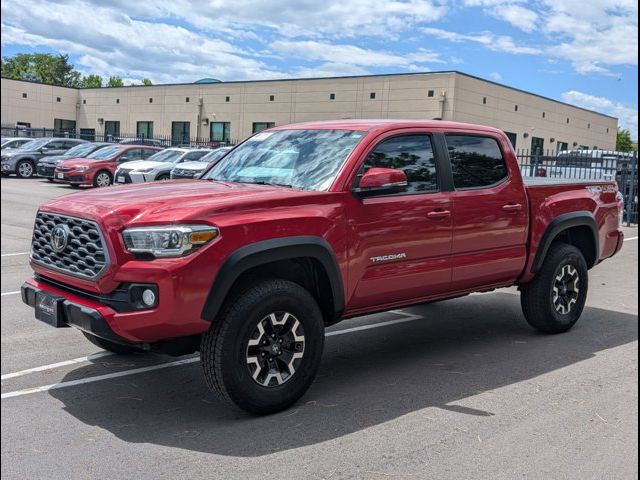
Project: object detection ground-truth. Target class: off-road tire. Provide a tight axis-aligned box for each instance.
[521,242,588,334]
[200,279,325,414]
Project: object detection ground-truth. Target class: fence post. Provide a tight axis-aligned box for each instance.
[627,151,637,227]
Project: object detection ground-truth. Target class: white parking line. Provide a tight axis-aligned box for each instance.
[624,236,638,242]
[1,291,20,297]
[1,352,113,380]
[1,252,29,257]
[1,310,423,399]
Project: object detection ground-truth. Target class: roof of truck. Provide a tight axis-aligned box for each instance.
[270,119,505,134]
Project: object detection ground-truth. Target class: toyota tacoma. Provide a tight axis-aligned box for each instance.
[22,120,625,414]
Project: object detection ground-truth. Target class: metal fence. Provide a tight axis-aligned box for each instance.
[518,149,638,226]
[1,126,239,148]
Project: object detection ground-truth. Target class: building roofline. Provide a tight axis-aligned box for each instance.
[1,71,618,120]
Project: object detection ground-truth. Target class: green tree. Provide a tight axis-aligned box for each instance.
[1,53,80,87]
[141,78,152,86]
[80,74,103,88]
[616,128,633,152]
[106,76,124,87]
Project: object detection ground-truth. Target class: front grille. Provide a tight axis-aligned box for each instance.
[31,212,109,280]
[116,169,132,183]
[171,169,196,178]
[56,166,72,172]
[37,165,55,177]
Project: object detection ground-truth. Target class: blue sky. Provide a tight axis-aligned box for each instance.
[1,0,637,137]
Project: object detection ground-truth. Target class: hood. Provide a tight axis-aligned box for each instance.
[2,149,37,157]
[39,180,326,227]
[174,161,210,171]
[58,158,107,168]
[39,154,72,164]
[120,160,170,170]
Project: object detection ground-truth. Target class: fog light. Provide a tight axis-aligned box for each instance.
[142,289,156,307]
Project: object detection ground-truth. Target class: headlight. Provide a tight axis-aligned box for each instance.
[136,167,156,173]
[122,225,219,257]
[76,166,90,171]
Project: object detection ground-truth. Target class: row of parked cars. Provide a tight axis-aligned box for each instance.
[0,136,232,187]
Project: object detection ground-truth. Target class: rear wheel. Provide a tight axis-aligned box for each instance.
[82,332,143,354]
[16,160,35,178]
[93,170,112,187]
[200,279,325,414]
[521,243,588,334]
[156,173,170,181]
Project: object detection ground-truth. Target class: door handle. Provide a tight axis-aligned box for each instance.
[502,203,522,212]
[427,210,451,220]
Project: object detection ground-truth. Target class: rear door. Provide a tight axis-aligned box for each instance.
[345,131,453,311]
[446,133,528,290]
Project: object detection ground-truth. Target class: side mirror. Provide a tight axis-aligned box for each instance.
[353,167,408,197]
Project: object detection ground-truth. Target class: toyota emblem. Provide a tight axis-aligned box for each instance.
[51,225,70,253]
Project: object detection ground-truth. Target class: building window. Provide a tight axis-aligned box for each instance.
[531,136,544,155]
[482,97,487,104]
[587,123,591,128]
[54,118,76,133]
[369,92,376,99]
[542,112,546,118]
[427,90,434,97]
[56,97,61,103]
[171,121,190,146]
[504,131,517,149]
[606,128,609,133]
[252,122,275,134]
[104,121,121,140]
[83,99,86,104]
[269,95,275,101]
[557,141,568,153]
[210,122,231,143]
[137,121,154,139]
[149,98,153,103]
[186,97,190,103]
[330,93,335,100]
[226,96,230,102]
[116,99,120,104]
[514,105,518,112]
[22,93,27,98]
[566,118,570,124]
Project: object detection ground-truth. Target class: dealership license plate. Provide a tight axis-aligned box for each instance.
[57,173,64,179]
[34,291,66,328]
[117,176,125,183]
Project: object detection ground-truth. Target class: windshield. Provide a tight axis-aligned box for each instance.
[86,146,123,160]
[146,150,184,163]
[64,143,100,157]
[203,129,365,190]
[17,138,49,151]
[200,148,230,164]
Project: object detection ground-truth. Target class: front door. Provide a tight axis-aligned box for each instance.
[446,134,528,290]
[345,132,452,311]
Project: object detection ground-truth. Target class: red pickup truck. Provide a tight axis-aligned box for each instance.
[22,120,624,414]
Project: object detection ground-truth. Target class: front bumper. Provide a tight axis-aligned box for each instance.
[55,171,91,185]
[22,280,142,348]
[1,160,17,173]
[37,164,57,178]
[115,171,154,184]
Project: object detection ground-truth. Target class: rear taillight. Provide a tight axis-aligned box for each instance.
[536,167,547,177]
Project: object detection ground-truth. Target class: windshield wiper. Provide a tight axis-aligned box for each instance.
[251,181,293,188]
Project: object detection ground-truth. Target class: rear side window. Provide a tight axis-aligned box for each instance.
[361,135,438,193]
[446,135,507,189]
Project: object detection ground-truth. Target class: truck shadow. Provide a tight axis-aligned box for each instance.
[49,292,638,457]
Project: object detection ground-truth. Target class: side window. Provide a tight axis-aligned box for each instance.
[142,148,159,159]
[360,135,438,194]
[446,135,507,189]
[120,149,140,161]
[47,140,66,149]
[64,141,80,149]
[183,151,207,161]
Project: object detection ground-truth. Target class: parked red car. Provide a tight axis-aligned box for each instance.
[23,120,624,414]
[54,145,162,187]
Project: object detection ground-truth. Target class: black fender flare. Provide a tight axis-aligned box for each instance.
[200,236,345,322]
[531,211,599,274]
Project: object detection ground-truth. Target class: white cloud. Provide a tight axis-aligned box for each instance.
[462,0,539,32]
[422,28,542,55]
[488,71,502,81]
[562,90,638,139]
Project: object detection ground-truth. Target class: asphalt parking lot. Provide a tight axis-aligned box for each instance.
[1,177,638,480]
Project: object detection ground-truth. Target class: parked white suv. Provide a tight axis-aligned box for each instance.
[546,150,632,181]
[114,148,210,183]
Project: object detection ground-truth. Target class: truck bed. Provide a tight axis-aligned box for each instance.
[523,177,613,187]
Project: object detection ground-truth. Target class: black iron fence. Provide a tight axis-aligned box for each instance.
[518,149,638,226]
[1,126,239,148]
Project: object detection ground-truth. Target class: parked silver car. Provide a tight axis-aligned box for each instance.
[1,137,88,178]
[1,137,32,152]
[114,148,211,183]
[170,146,233,179]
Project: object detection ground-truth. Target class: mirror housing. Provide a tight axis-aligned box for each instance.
[353,167,408,197]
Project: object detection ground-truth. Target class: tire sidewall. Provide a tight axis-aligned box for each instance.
[221,284,324,413]
[17,160,34,178]
[94,171,112,187]
[546,249,588,328]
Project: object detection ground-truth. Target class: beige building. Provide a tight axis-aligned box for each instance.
[1,71,618,151]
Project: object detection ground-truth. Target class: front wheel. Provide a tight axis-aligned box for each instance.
[155,173,170,181]
[93,170,112,187]
[16,160,35,178]
[200,279,325,414]
[520,243,588,334]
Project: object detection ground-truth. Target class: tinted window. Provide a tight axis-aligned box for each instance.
[361,135,438,193]
[446,135,507,189]
[183,151,208,161]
